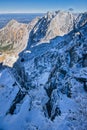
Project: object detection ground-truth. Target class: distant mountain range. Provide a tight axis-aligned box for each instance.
[0,10,87,130]
[0,13,44,29]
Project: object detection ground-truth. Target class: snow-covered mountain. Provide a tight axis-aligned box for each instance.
[0,10,87,130]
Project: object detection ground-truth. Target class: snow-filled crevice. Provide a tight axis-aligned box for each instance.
[45,84,61,121]
[11,67,30,92]
[7,90,26,115]
[44,64,61,121]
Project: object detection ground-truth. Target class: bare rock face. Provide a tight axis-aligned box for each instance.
[0,19,29,53]
[28,11,87,48]
[45,11,74,39]
[28,11,76,47]
[0,17,40,67]
[0,19,29,66]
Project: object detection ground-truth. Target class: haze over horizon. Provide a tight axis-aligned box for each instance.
[0,0,87,13]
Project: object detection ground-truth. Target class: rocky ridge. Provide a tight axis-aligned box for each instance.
[0,17,39,66]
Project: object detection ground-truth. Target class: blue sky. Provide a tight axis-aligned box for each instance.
[0,0,87,13]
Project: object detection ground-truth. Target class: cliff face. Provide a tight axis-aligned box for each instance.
[27,11,87,48]
[28,11,77,47]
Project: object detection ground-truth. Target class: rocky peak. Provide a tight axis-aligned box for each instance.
[6,19,18,26]
[28,11,77,47]
[0,20,29,66]
[27,11,87,48]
